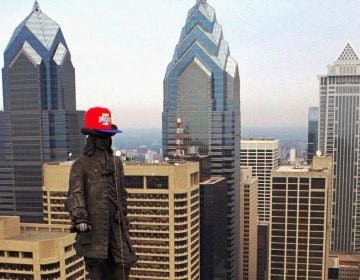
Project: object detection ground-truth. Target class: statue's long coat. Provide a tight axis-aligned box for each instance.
[65,151,136,265]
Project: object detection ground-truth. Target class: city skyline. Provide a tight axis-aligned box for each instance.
[1,0,360,129]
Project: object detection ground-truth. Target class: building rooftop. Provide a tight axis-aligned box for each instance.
[8,230,68,242]
[274,165,311,173]
[200,177,225,185]
[0,216,69,242]
[241,138,277,141]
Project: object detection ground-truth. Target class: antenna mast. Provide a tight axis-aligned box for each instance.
[174,118,185,159]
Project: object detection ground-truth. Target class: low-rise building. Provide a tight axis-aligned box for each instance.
[0,216,85,280]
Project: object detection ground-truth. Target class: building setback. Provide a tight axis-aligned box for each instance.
[162,1,240,278]
[268,156,332,279]
[318,43,360,252]
[0,1,84,222]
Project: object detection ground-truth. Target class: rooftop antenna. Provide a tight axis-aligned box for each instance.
[33,0,40,12]
[174,118,185,159]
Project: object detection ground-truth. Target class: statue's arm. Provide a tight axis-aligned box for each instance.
[65,159,88,225]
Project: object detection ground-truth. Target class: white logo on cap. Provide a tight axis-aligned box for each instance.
[99,113,111,126]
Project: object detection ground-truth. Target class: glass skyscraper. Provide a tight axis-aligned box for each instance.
[319,43,360,252]
[162,1,240,279]
[0,1,84,222]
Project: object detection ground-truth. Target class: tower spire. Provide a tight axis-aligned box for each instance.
[196,0,207,4]
[33,0,40,12]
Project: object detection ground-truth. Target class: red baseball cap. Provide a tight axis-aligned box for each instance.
[81,107,122,136]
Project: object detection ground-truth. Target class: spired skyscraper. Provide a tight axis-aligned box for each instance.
[319,43,360,252]
[0,1,84,222]
[162,1,240,279]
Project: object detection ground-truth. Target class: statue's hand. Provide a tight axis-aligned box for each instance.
[76,223,91,232]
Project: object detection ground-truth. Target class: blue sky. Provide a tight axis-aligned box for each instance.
[1,0,360,129]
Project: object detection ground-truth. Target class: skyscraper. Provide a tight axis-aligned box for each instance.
[240,138,280,222]
[124,162,200,280]
[307,107,319,164]
[0,1,84,222]
[162,1,240,278]
[269,156,333,279]
[318,43,360,252]
[239,167,258,280]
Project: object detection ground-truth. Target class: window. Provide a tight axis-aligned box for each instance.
[146,176,169,189]
[124,176,144,189]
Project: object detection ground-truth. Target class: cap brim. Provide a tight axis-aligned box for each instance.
[81,124,122,136]
[96,129,122,134]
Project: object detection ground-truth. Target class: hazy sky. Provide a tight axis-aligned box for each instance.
[1,0,360,129]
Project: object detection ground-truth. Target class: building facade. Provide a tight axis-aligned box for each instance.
[0,1,84,222]
[186,155,227,280]
[257,222,269,280]
[239,167,258,280]
[269,156,332,279]
[307,107,319,163]
[162,1,240,278]
[43,162,72,225]
[240,139,280,222]
[124,162,200,280]
[318,43,360,252]
[0,216,85,280]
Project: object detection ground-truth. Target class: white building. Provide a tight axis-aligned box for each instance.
[241,139,280,222]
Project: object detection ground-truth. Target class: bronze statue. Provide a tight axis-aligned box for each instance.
[65,107,137,280]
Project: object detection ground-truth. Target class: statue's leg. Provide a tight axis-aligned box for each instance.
[108,216,134,279]
[84,258,107,280]
[112,265,130,280]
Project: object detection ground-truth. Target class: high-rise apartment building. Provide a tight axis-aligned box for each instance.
[239,167,258,280]
[307,107,319,164]
[124,162,200,280]
[0,216,86,280]
[0,1,84,222]
[318,43,360,252]
[240,139,280,222]
[162,1,240,278]
[269,156,332,279]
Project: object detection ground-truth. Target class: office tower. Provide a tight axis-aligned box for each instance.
[239,167,258,280]
[318,43,360,252]
[307,107,319,164]
[269,156,332,279]
[0,216,86,280]
[1,1,84,222]
[186,155,227,279]
[240,139,280,222]
[124,161,200,280]
[329,253,360,279]
[162,1,240,278]
[257,222,269,280]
